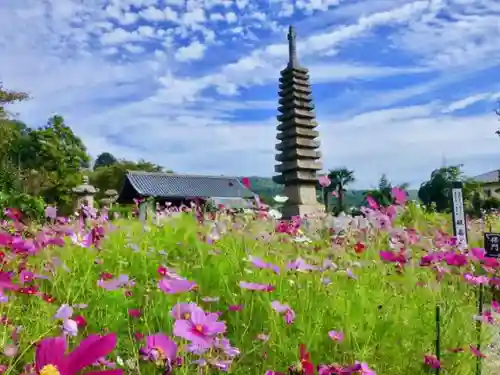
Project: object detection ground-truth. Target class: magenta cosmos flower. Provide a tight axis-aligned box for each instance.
[35,333,122,375]
[239,281,274,292]
[173,306,226,347]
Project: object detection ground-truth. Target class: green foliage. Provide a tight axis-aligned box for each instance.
[418,165,491,216]
[418,165,464,212]
[0,191,45,221]
[90,159,165,200]
[108,205,134,220]
[8,213,491,374]
[321,168,356,214]
[244,177,283,204]
[94,152,118,170]
[483,196,500,211]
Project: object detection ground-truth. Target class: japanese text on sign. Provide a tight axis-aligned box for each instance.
[451,187,467,246]
[485,233,500,258]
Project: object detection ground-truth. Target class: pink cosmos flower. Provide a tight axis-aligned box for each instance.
[318,176,331,187]
[366,196,378,209]
[35,333,122,375]
[170,303,198,320]
[492,300,500,313]
[239,282,274,292]
[328,330,344,343]
[158,278,197,294]
[98,275,133,291]
[228,304,243,311]
[423,354,440,369]
[271,301,295,324]
[463,273,489,285]
[379,251,407,264]
[444,252,467,267]
[248,256,280,274]
[140,333,178,365]
[287,258,318,272]
[173,306,226,347]
[391,187,407,206]
[45,206,57,219]
[470,345,486,358]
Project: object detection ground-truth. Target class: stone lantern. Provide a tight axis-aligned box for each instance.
[72,175,99,212]
[101,189,118,208]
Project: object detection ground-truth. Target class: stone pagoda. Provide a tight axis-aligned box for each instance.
[273,25,323,218]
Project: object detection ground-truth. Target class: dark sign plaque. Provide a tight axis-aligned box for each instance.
[484,232,500,258]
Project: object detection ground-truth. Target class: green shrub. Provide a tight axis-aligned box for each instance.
[0,191,46,221]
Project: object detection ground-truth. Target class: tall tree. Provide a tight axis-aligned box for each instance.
[94,152,118,170]
[328,168,356,214]
[418,165,465,212]
[18,115,90,210]
[0,84,29,192]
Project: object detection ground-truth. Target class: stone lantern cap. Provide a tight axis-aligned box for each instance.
[72,175,99,195]
[104,189,118,197]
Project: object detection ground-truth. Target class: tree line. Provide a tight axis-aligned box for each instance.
[1,82,498,219]
[316,165,500,217]
[0,83,169,218]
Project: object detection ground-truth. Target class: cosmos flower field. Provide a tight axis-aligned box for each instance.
[0,193,499,375]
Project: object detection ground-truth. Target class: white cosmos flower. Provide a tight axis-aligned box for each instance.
[268,209,282,220]
[273,195,288,203]
[294,235,312,243]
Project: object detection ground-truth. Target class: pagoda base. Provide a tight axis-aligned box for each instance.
[281,203,323,219]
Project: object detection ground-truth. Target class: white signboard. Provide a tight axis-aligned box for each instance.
[451,187,468,246]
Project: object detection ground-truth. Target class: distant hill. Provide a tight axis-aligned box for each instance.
[244,176,419,207]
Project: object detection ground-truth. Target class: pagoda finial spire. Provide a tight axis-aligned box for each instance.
[287,25,298,68]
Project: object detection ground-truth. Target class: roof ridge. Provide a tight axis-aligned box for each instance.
[126,170,242,180]
[474,169,500,177]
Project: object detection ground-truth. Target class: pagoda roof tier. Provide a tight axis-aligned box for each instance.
[279,92,312,105]
[279,70,310,83]
[279,66,309,76]
[276,138,320,151]
[279,84,312,97]
[275,149,321,162]
[278,77,310,90]
[277,108,315,122]
[273,170,318,185]
[277,118,318,131]
[277,100,315,114]
[274,159,322,174]
[276,127,319,141]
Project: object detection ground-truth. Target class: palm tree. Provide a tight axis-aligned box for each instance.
[328,168,355,214]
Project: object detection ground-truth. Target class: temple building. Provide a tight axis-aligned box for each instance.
[273,25,323,218]
[117,171,256,209]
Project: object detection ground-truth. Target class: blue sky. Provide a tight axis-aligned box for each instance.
[1,0,500,189]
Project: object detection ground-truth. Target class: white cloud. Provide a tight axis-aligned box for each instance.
[209,13,225,21]
[1,0,500,190]
[226,12,238,23]
[101,28,141,45]
[181,8,206,27]
[174,40,207,62]
[391,0,500,70]
[139,6,166,22]
[441,91,500,113]
[124,44,145,54]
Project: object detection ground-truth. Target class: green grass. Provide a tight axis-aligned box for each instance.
[0,209,495,375]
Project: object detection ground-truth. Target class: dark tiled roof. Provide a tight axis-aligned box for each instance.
[123,171,256,198]
[473,170,500,184]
